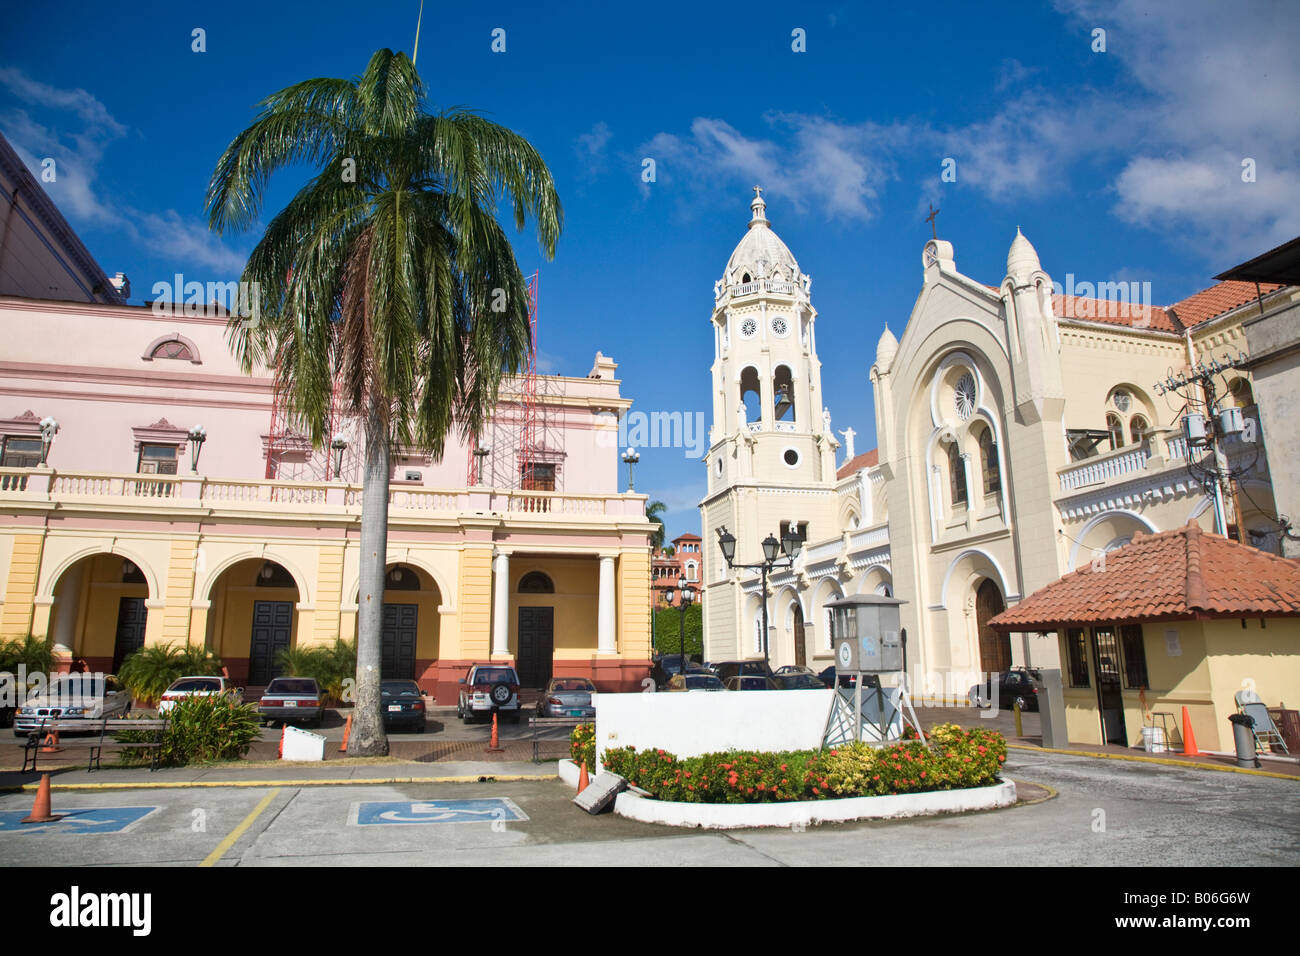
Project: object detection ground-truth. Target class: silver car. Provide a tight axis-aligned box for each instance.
[14,674,132,735]
[536,677,596,718]
[159,676,242,713]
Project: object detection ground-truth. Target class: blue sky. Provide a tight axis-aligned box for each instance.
[2,0,1297,541]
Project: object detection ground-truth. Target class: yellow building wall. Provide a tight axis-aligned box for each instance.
[456,547,492,660]
[1203,617,1300,733]
[0,533,43,638]
[313,545,346,645]
[206,560,299,662]
[162,538,198,645]
[509,556,598,657]
[618,550,651,660]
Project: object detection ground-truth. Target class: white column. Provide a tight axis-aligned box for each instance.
[492,552,510,656]
[598,555,616,654]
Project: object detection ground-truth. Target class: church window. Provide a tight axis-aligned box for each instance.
[1110,388,1131,413]
[783,448,800,468]
[772,366,795,422]
[977,425,1001,496]
[739,317,758,338]
[770,316,789,338]
[714,456,723,477]
[1106,413,1124,450]
[1128,414,1149,445]
[946,442,967,507]
[954,372,976,421]
[739,367,761,422]
[151,339,193,361]
[518,571,555,593]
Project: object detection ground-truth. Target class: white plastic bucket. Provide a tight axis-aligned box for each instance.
[280,725,326,761]
[1141,726,1166,753]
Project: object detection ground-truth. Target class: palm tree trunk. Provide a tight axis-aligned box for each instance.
[349,400,391,756]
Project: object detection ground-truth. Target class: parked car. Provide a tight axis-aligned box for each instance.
[665,673,725,692]
[14,675,131,736]
[712,660,775,684]
[258,677,324,728]
[381,679,427,732]
[773,665,818,678]
[158,676,242,713]
[650,654,707,689]
[969,668,1042,712]
[817,666,881,691]
[537,677,597,718]
[724,675,778,691]
[457,664,522,722]
[773,672,827,690]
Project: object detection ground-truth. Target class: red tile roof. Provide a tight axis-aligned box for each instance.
[837,448,879,480]
[1051,294,1180,333]
[989,522,1300,631]
[1167,280,1283,329]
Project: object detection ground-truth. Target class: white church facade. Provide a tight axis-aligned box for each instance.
[699,190,1291,701]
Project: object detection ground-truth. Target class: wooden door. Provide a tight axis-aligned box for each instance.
[111,597,147,673]
[976,579,1010,675]
[381,603,418,679]
[793,604,806,669]
[249,600,293,685]
[516,607,554,688]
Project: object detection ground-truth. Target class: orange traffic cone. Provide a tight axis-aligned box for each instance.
[1181,706,1200,757]
[22,773,62,824]
[577,761,590,795]
[278,725,286,759]
[486,712,504,753]
[339,713,352,753]
[39,728,62,753]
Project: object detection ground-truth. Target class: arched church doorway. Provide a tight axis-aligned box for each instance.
[975,579,1010,675]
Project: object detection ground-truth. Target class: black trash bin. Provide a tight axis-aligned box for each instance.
[1228,712,1260,769]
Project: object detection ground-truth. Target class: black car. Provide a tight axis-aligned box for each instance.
[773,673,827,690]
[651,654,708,690]
[817,666,881,691]
[381,679,427,732]
[969,669,1041,712]
[711,660,775,684]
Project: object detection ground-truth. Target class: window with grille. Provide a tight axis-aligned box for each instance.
[151,340,193,360]
[1106,413,1124,451]
[1120,624,1148,688]
[137,443,178,474]
[1066,628,1090,687]
[520,462,556,491]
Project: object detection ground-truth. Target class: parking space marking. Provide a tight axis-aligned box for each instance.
[349,797,529,826]
[0,806,161,834]
[199,787,281,867]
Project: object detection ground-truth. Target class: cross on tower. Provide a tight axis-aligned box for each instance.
[753,185,763,198]
[925,203,940,239]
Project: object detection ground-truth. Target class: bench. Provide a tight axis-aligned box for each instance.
[528,716,589,763]
[22,717,169,774]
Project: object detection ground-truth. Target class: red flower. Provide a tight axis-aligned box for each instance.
[684,771,691,778]
[781,778,788,785]
[920,771,927,778]
[780,763,788,771]
[964,756,972,762]
[812,786,820,795]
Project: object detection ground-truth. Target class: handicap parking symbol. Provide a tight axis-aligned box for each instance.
[0,806,160,834]
[351,798,528,826]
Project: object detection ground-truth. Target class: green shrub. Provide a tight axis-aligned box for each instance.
[116,692,261,767]
[118,643,223,706]
[599,731,1006,804]
[570,722,595,771]
[0,635,54,675]
[275,639,355,705]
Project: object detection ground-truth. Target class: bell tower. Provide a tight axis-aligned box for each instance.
[700,188,840,662]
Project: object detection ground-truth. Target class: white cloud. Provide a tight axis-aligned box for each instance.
[574,121,612,177]
[1,67,249,284]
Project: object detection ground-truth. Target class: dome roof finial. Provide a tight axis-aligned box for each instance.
[750,185,768,228]
[1006,226,1041,282]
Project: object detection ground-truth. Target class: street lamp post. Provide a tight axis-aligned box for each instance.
[621,447,640,492]
[675,575,695,662]
[330,434,348,480]
[715,525,803,668]
[472,444,491,486]
[187,425,208,472]
[38,417,59,465]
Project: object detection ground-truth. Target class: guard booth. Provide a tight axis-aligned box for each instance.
[823,594,919,746]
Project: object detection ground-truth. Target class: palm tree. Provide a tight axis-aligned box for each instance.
[645,500,668,551]
[206,49,561,755]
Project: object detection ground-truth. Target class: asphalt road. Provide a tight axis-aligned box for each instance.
[1,748,1294,867]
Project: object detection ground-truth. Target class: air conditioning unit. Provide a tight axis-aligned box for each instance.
[405,470,422,481]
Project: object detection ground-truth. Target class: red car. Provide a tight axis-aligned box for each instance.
[456,664,521,723]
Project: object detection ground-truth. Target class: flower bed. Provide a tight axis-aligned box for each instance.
[595,723,1006,804]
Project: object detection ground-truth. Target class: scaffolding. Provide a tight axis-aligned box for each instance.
[264,378,363,483]
[466,271,563,491]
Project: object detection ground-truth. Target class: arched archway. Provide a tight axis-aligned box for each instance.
[206,558,301,686]
[350,563,443,684]
[46,553,153,673]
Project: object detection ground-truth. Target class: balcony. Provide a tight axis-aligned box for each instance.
[0,468,647,522]
[716,278,801,303]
